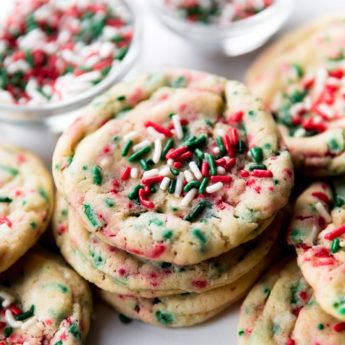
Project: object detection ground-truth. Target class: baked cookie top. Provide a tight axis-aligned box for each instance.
[0,144,53,273]
[238,260,345,345]
[247,16,345,175]
[53,69,293,265]
[288,180,345,321]
[0,249,92,344]
[53,194,280,296]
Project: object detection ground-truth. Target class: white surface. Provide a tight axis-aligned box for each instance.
[1,0,345,344]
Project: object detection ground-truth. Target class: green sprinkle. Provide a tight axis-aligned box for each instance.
[170,168,179,176]
[199,177,209,194]
[161,139,175,159]
[168,179,176,194]
[105,198,115,207]
[30,221,37,229]
[121,140,133,157]
[25,50,34,66]
[155,310,174,325]
[163,229,173,240]
[249,146,263,163]
[4,327,12,338]
[292,63,304,78]
[184,200,209,222]
[119,314,132,324]
[331,238,340,253]
[54,341,63,345]
[289,90,307,104]
[117,95,126,101]
[69,323,81,340]
[92,165,103,185]
[216,136,226,155]
[195,148,204,160]
[192,228,207,246]
[139,159,149,171]
[317,323,325,330]
[207,154,217,176]
[16,305,35,321]
[186,134,207,149]
[0,197,12,203]
[248,110,255,117]
[38,187,49,202]
[336,198,345,208]
[116,46,129,60]
[184,180,200,193]
[128,146,151,162]
[128,185,144,200]
[83,204,101,228]
[238,329,245,336]
[237,140,246,154]
[0,164,19,176]
[249,164,267,171]
[171,75,186,88]
[149,218,164,226]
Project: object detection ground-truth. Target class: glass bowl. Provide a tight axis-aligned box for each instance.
[153,0,295,56]
[0,0,141,133]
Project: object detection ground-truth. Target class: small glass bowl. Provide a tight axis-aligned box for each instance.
[153,0,295,56]
[0,0,141,133]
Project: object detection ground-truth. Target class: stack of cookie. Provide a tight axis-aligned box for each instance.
[52,69,294,327]
[237,16,345,344]
[0,144,92,343]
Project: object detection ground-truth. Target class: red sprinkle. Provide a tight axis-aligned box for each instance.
[333,322,345,332]
[175,150,192,161]
[329,69,344,79]
[0,322,6,329]
[166,146,188,160]
[173,161,183,169]
[229,111,244,123]
[222,134,235,157]
[201,161,209,177]
[324,225,345,241]
[228,128,239,146]
[9,305,22,316]
[225,158,236,170]
[144,121,173,137]
[192,280,207,289]
[142,176,164,185]
[138,189,154,209]
[120,166,131,181]
[151,244,166,258]
[251,170,273,178]
[287,339,296,345]
[240,169,250,178]
[311,191,331,205]
[210,176,232,184]
[215,158,226,167]
[0,216,12,228]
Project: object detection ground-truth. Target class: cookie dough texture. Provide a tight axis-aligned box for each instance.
[238,260,345,345]
[288,180,345,321]
[0,249,92,344]
[53,194,281,297]
[53,69,293,265]
[0,144,53,273]
[247,16,345,176]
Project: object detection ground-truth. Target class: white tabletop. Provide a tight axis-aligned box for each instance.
[1,1,345,344]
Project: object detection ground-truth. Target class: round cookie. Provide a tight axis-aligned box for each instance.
[100,257,270,328]
[0,249,92,344]
[288,180,345,321]
[238,260,345,345]
[53,194,281,296]
[247,16,345,176]
[0,144,53,273]
[53,69,293,265]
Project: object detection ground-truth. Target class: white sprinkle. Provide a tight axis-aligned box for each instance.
[172,114,183,139]
[213,147,221,154]
[189,162,202,180]
[147,126,165,140]
[153,139,162,164]
[75,70,101,83]
[130,168,138,179]
[123,131,139,142]
[0,90,14,104]
[206,182,224,194]
[217,166,226,175]
[290,103,305,117]
[315,202,331,223]
[21,317,36,331]
[184,170,194,182]
[5,310,23,328]
[180,188,198,207]
[143,169,159,178]
[317,103,334,118]
[160,177,171,191]
[167,159,174,167]
[100,41,115,59]
[294,128,306,137]
[174,172,184,197]
[133,140,151,152]
[0,291,14,307]
[159,166,171,176]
